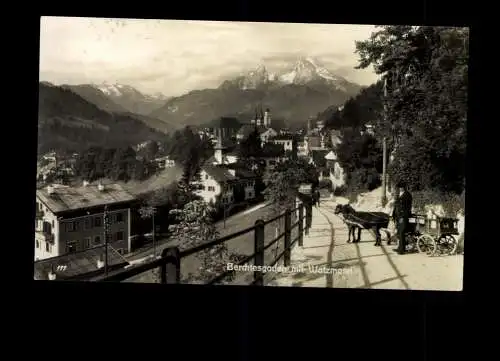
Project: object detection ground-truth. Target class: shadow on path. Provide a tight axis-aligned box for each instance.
[317,207,336,288]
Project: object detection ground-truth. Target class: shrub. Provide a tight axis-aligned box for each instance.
[412,189,464,217]
[347,167,381,193]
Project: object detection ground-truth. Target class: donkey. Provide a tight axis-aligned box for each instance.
[334,204,391,246]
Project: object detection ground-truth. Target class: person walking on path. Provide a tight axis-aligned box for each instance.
[315,189,321,207]
[392,181,413,255]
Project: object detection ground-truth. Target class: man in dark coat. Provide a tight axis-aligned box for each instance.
[315,189,321,207]
[392,182,413,254]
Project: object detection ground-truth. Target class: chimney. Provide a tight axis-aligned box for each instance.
[47,185,55,195]
[83,180,89,187]
[97,182,105,192]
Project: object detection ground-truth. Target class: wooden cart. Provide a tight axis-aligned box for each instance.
[415,216,460,256]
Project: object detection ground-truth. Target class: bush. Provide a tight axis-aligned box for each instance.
[347,167,381,193]
[412,189,465,217]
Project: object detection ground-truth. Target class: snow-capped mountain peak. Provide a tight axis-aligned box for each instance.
[279,57,344,89]
[93,82,169,101]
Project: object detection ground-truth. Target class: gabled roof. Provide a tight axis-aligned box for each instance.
[34,245,129,280]
[273,135,294,141]
[37,183,136,214]
[202,165,237,183]
[325,150,337,160]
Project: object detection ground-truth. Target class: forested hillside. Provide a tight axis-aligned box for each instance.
[38,83,166,155]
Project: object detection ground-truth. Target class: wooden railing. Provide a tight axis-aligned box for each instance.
[96,200,313,285]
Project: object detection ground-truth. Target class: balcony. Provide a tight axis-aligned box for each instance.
[35,210,45,219]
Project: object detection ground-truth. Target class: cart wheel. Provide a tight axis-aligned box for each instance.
[437,235,458,255]
[416,234,436,256]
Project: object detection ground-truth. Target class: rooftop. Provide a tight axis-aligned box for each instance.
[237,124,267,137]
[273,135,294,141]
[34,244,129,281]
[202,165,237,183]
[37,183,136,214]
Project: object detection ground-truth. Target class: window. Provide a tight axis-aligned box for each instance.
[115,212,124,223]
[45,242,50,252]
[208,186,215,192]
[205,174,209,180]
[52,220,54,228]
[115,231,124,241]
[73,221,80,231]
[65,222,74,232]
[84,218,91,229]
[36,240,39,249]
[66,241,78,253]
[94,235,101,245]
[84,237,91,249]
[94,217,102,227]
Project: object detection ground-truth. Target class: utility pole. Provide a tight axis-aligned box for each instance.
[381,77,388,206]
[152,206,157,258]
[103,205,109,276]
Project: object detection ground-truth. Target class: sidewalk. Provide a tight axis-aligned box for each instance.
[268,198,464,291]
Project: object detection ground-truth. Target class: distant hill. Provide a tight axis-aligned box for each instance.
[150,58,361,129]
[318,81,383,130]
[37,82,167,154]
[62,84,177,133]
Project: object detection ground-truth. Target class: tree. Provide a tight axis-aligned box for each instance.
[354,26,468,195]
[168,200,242,284]
[237,128,264,172]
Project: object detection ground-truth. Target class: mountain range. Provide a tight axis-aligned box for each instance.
[150,57,362,127]
[61,82,170,116]
[37,82,168,155]
[38,56,365,153]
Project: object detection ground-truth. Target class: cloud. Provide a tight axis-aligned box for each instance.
[40,17,378,95]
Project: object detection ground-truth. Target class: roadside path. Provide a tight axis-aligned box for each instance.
[268,198,464,291]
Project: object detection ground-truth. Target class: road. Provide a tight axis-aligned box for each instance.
[268,198,464,291]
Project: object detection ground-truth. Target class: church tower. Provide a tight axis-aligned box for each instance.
[263,108,271,128]
[255,107,262,126]
[214,136,227,164]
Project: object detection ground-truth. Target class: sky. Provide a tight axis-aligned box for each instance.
[39,17,379,97]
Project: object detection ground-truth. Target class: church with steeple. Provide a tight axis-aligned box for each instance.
[250,105,272,128]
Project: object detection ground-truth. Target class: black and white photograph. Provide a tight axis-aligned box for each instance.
[35,17,467,291]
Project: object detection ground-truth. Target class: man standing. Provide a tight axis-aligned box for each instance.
[392,182,413,255]
[315,189,321,207]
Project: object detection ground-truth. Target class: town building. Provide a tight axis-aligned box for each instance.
[35,182,136,261]
[325,150,346,189]
[153,155,176,169]
[260,127,278,144]
[271,135,294,152]
[205,138,239,166]
[33,243,130,281]
[196,165,257,206]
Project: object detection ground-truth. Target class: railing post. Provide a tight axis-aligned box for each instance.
[305,200,313,235]
[254,219,265,286]
[298,205,304,247]
[284,208,292,267]
[160,246,180,284]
